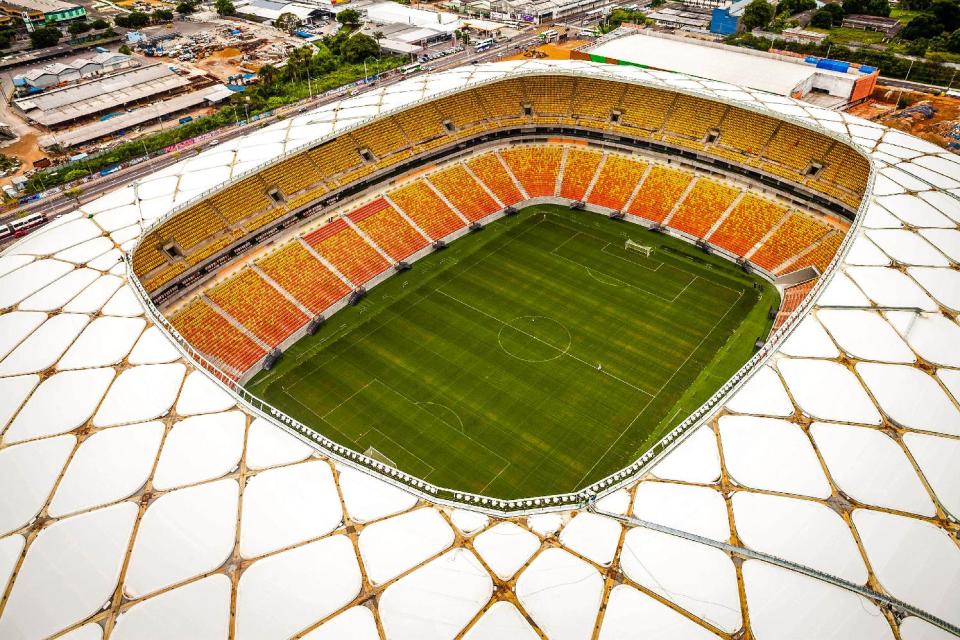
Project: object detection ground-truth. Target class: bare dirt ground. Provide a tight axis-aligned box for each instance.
[501,38,589,61]
[195,46,245,81]
[848,85,960,152]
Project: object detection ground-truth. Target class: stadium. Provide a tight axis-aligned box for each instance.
[0,58,958,639]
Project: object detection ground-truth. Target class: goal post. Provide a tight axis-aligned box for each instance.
[625,239,653,257]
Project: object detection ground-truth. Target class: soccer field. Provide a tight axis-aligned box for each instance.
[247,205,779,497]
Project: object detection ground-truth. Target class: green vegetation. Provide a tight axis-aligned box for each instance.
[215,0,236,16]
[248,206,778,497]
[29,26,61,49]
[727,31,960,84]
[598,8,650,33]
[742,0,776,30]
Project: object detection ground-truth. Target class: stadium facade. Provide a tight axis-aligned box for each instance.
[0,59,958,639]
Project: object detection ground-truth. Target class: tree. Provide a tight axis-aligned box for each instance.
[741,0,775,29]
[153,8,173,21]
[811,8,836,26]
[901,13,945,38]
[947,27,960,50]
[215,0,235,15]
[776,0,816,16]
[63,186,85,204]
[823,2,845,22]
[336,9,361,28]
[275,12,302,33]
[119,43,131,54]
[176,1,195,13]
[91,18,109,29]
[68,21,91,34]
[841,0,891,16]
[29,26,61,49]
[932,0,960,31]
[901,0,932,9]
[341,32,379,62]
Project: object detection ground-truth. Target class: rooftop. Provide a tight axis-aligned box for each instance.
[584,31,859,97]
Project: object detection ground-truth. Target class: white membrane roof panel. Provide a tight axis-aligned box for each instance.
[0,311,46,361]
[93,363,185,428]
[239,460,342,559]
[4,367,115,443]
[632,481,729,541]
[742,560,894,640]
[111,574,231,640]
[733,491,867,584]
[152,411,245,491]
[557,512,621,566]
[473,522,540,581]
[337,464,418,523]
[857,363,960,435]
[718,415,831,498]
[56,316,145,370]
[124,479,238,598]
[811,422,934,516]
[620,527,741,633]
[0,503,137,640]
[379,549,493,640]
[244,417,313,471]
[358,507,454,585]
[853,509,960,627]
[516,548,603,640]
[0,312,88,376]
[48,421,163,518]
[236,535,361,640]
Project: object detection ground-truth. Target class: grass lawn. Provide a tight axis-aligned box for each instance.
[247,205,779,498]
[809,26,889,45]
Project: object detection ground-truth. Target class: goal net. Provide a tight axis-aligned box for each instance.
[625,239,653,257]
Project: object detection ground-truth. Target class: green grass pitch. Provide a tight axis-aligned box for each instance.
[247,205,779,498]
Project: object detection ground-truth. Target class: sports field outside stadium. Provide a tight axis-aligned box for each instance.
[247,205,779,497]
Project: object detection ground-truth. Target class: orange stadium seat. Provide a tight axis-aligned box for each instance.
[627,165,693,223]
[587,154,647,211]
[750,212,831,271]
[349,198,428,260]
[707,194,787,257]
[668,178,740,238]
[261,153,324,197]
[171,299,266,375]
[763,122,832,172]
[429,165,501,222]
[388,180,465,240]
[210,175,272,224]
[559,148,603,201]
[783,232,843,275]
[772,279,817,330]
[523,77,575,117]
[572,78,624,122]
[304,218,392,285]
[475,79,527,122]
[619,85,676,132]
[257,242,351,313]
[467,153,523,206]
[500,146,562,198]
[208,269,308,347]
[665,95,728,140]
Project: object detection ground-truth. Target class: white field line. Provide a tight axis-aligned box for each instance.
[434,288,653,398]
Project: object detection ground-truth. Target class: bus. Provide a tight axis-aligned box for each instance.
[474,38,495,52]
[0,212,45,242]
[400,63,422,75]
[539,29,558,42]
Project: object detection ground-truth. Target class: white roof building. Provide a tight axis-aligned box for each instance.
[584,30,878,107]
[0,59,958,640]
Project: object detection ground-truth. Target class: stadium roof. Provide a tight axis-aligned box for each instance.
[1,59,959,639]
[585,31,860,97]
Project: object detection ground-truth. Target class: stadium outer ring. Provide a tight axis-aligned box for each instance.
[122,61,877,517]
